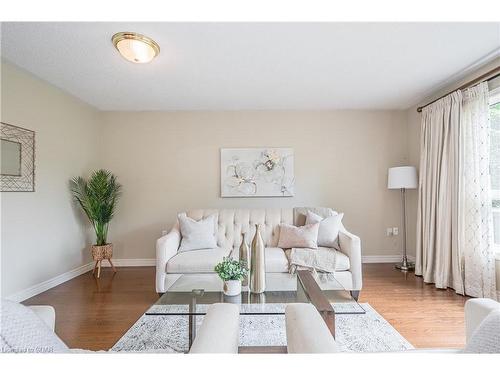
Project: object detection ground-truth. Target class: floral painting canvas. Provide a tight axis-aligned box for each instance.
[221,148,294,197]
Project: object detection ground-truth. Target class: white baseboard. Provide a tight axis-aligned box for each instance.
[6,258,156,302]
[98,258,156,267]
[6,262,94,303]
[362,255,416,263]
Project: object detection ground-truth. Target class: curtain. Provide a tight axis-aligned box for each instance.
[459,82,496,298]
[416,82,497,298]
[416,91,463,293]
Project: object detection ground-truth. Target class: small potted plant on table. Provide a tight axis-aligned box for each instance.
[215,257,248,296]
[70,169,122,278]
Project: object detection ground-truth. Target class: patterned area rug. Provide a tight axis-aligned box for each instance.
[111,303,413,353]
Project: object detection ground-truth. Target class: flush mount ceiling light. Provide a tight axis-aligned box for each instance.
[112,32,160,63]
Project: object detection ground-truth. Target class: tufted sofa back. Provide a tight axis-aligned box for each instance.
[181,209,294,250]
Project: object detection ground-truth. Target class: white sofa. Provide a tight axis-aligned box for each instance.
[156,207,363,298]
[285,299,500,353]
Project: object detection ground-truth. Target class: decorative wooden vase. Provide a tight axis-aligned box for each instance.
[239,232,250,287]
[91,243,116,278]
[250,224,266,294]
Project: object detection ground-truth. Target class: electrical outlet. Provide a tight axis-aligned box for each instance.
[386,228,393,236]
[393,227,399,235]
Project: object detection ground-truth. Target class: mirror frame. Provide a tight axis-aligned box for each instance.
[1,122,35,192]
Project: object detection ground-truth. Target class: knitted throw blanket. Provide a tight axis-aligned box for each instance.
[285,247,337,275]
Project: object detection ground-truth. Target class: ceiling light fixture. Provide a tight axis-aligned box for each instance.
[112,32,160,64]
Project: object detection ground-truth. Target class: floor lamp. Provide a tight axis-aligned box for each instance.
[388,166,418,272]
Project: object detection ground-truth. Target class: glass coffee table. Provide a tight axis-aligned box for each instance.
[146,270,364,350]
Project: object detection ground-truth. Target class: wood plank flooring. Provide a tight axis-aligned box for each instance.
[23,264,468,351]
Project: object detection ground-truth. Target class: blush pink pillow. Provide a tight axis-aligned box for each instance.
[277,223,320,249]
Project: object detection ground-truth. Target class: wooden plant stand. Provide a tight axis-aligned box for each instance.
[91,244,116,278]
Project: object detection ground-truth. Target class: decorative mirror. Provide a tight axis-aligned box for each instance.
[1,122,35,192]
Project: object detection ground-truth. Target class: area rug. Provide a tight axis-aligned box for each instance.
[111,303,413,353]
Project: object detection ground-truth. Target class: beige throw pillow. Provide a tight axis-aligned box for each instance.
[178,213,218,252]
[305,211,344,249]
[278,223,320,249]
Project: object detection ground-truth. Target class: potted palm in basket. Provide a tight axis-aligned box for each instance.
[70,169,122,277]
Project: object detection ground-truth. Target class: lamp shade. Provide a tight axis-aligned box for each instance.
[388,166,418,189]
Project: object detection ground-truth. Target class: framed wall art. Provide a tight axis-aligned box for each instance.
[1,122,35,192]
[221,148,294,197]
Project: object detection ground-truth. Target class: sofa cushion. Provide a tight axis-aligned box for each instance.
[178,213,218,252]
[294,207,338,226]
[305,211,344,249]
[167,247,231,273]
[1,299,69,353]
[265,247,290,273]
[277,223,320,249]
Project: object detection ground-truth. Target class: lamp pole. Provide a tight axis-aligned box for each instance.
[395,187,414,271]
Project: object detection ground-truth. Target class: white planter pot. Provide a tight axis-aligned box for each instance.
[223,280,242,296]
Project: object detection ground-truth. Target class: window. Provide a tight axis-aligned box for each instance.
[489,88,500,252]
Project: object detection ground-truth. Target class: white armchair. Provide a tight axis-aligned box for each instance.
[29,305,56,332]
[285,298,500,353]
[2,300,239,354]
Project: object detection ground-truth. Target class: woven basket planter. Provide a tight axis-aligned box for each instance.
[91,244,113,261]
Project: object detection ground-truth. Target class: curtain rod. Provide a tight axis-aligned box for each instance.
[416,65,500,113]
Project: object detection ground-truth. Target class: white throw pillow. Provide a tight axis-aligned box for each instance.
[305,211,344,249]
[278,223,320,249]
[178,213,218,252]
[463,310,500,353]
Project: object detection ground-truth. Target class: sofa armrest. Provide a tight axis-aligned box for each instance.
[338,229,362,291]
[28,305,56,332]
[156,226,181,293]
[465,298,500,342]
[189,303,240,354]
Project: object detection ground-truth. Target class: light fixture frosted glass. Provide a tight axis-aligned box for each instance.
[112,32,160,64]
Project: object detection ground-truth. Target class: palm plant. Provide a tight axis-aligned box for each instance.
[70,170,122,246]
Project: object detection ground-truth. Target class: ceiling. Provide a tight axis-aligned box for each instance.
[1,22,499,111]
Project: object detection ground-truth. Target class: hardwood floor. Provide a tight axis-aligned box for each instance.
[23,264,468,351]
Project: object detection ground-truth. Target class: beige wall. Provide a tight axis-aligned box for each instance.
[5,55,496,298]
[100,110,409,260]
[1,61,101,298]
